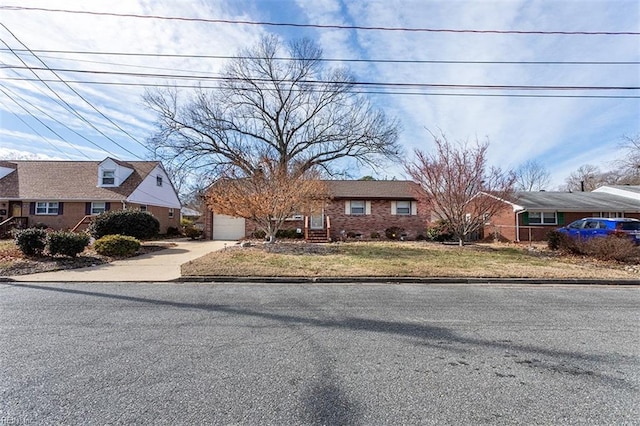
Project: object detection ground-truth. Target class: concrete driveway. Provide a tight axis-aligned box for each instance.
[11,239,228,282]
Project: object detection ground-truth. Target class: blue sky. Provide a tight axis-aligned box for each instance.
[0,0,638,189]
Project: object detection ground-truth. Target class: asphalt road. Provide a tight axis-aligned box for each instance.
[1,282,638,425]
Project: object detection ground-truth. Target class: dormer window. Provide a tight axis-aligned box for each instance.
[156,176,163,187]
[102,170,115,185]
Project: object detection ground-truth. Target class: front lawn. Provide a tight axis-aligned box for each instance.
[181,241,638,279]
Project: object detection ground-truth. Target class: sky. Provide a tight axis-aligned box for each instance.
[0,0,638,191]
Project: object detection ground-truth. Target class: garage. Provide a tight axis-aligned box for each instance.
[212,214,246,240]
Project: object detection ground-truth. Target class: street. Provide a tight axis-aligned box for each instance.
[1,282,638,425]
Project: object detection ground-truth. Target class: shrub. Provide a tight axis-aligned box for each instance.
[93,234,141,257]
[547,230,570,250]
[14,228,47,256]
[425,220,454,242]
[166,226,181,237]
[416,234,426,241]
[575,235,637,262]
[183,226,203,240]
[370,232,380,239]
[47,231,90,257]
[89,210,160,240]
[275,229,303,239]
[252,229,267,240]
[385,226,404,240]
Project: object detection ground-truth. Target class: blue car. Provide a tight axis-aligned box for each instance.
[557,217,640,245]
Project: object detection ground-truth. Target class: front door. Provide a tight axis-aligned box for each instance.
[310,210,324,229]
[10,202,22,217]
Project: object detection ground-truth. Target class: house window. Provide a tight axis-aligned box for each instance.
[36,202,59,215]
[102,170,115,185]
[91,202,106,215]
[139,205,147,212]
[396,201,411,215]
[594,212,623,218]
[350,200,365,215]
[169,208,174,218]
[528,211,557,225]
[156,176,163,187]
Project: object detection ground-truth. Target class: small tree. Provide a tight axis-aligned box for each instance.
[206,160,328,243]
[405,131,516,246]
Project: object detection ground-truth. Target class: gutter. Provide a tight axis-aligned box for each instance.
[515,208,526,242]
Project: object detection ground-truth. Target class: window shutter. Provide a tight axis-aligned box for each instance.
[522,212,529,226]
[365,201,371,215]
[58,202,64,215]
[345,201,350,215]
[85,202,91,215]
[29,202,35,215]
[411,201,417,216]
[391,201,397,215]
[105,202,111,211]
[557,212,565,225]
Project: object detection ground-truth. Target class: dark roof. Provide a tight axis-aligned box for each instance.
[512,191,640,211]
[0,160,159,201]
[326,180,420,199]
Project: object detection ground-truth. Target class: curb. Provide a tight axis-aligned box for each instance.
[175,276,640,286]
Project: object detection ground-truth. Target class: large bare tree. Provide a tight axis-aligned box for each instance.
[405,132,516,246]
[144,35,400,178]
[514,160,551,191]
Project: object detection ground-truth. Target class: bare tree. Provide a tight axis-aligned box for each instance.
[405,132,516,246]
[206,160,328,242]
[616,134,640,184]
[514,160,551,191]
[564,164,606,191]
[144,35,400,178]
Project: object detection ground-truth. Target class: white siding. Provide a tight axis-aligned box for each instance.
[127,165,181,208]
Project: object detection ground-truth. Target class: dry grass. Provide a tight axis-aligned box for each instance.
[181,241,638,279]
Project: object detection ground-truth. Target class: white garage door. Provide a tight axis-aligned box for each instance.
[212,214,245,240]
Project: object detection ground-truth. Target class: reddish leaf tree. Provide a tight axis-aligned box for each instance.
[206,160,328,243]
[405,132,516,246]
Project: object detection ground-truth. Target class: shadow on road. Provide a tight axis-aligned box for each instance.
[5,282,635,424]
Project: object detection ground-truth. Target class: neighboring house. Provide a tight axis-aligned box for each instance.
[203,180,431,241]
[0,158,181,235]
[483,187,640,242]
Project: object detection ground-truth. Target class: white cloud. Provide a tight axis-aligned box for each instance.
[0,0,638,184]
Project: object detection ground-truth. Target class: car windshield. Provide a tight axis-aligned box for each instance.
[618,222,640,231]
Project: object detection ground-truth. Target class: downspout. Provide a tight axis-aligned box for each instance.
[515,209,526,243]
[121,200,127,210]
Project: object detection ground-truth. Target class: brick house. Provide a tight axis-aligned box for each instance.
[482,187,640,242]
[0,158,181,235]
[203,180,431,241]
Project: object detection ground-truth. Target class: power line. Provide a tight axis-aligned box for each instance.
[0,37,144,160]
[1,6,638,36]
[2,48,637,66]
[0,87,94,160]
[1,65,637,91]
[0,77,117,156]
[2,77,637,99]
[0,23,150,156]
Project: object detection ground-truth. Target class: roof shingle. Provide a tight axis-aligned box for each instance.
[0,160,159,201]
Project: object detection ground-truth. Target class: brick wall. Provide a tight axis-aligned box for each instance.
[324,199,429,240]
[19,201,179,234]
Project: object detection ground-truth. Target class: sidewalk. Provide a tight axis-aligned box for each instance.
[11,239,229,282]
